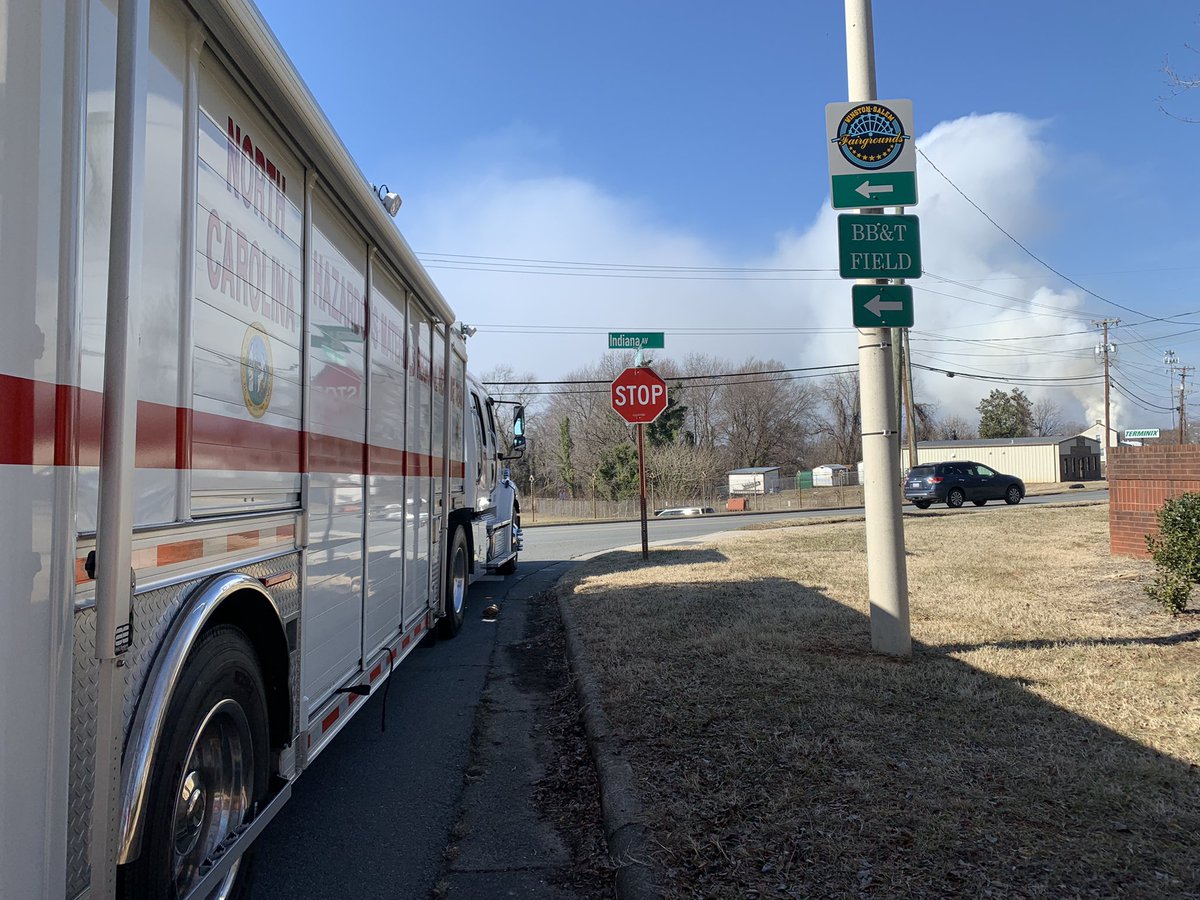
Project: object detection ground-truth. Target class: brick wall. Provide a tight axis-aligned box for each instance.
[1108,444,1200,557]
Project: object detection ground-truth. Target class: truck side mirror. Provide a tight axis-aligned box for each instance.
[512,405,526,451]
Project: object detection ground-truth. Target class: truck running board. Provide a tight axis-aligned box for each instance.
[181,781,292,900]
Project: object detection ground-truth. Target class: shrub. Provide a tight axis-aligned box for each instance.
[1144,492,1200,614]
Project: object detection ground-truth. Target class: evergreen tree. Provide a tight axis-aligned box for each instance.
[556,417,576,497]
[646,385,688,448]
[977,388,1034,438]
[596,443,640,500]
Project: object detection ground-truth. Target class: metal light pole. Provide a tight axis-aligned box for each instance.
[844,0,911,657]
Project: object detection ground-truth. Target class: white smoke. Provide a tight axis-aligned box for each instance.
[403,112,1110,428]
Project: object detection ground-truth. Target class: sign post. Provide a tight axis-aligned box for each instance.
[832,0,912,657]
[610,366,669,559]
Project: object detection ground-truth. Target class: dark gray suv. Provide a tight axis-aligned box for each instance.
[904,461,1025,509]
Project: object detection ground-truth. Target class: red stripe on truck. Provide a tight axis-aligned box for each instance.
[0,372,467,477]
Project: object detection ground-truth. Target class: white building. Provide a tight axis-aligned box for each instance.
[901,436,1102,484]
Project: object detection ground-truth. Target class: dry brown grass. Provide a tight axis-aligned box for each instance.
[561,504,1199,898]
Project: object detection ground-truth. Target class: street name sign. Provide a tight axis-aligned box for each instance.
[1124,428,1161,439]
[608,332,664,350]
[826,99,918,209]
[852,285,913,328]
[837,214,922,279]
[611,366,669,425]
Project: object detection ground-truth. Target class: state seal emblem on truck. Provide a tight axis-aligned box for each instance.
[241,323,274,417]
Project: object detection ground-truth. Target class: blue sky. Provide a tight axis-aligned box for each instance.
[255,0,1200,430]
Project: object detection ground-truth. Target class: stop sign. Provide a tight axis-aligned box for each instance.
[610,366,669,424]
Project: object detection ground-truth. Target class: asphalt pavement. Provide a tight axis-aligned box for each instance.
[247,557,591,899]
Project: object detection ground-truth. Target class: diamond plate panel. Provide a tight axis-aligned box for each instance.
[67,608,97,898]
[240,554,301,621]
[67,550,300,895]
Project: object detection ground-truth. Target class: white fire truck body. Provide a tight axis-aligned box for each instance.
[0,0,521,896]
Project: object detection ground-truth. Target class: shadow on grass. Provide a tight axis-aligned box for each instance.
[587,547,729,567]
[566,575,1200,898]
[937,626,1200,654]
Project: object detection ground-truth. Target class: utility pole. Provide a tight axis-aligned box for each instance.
[1178,366,1194,444]
[1164,351,1192,444]
[1164,350,1178,434]
[844,0,910,657]
[1094,318,1119,460]
[903,329,918,466]
[891,213,906,468]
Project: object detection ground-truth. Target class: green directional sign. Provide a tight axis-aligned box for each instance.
[852,284,913,328]
[837,214,922,280]
[608,332,664,350]
[832,171,918,209]
[1123,428,1161,439]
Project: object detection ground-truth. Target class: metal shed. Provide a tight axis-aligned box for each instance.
[901,436,1102,484]
[728,466,783,495]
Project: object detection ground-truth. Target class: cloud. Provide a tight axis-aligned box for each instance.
[401,112,1111,428]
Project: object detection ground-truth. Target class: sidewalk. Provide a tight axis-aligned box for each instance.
[439,562,613,899]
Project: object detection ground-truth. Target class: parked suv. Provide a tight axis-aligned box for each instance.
[904,461,1025,509]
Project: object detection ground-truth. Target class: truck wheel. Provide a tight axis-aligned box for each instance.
[439,527,468,638]
[120,624,268,900]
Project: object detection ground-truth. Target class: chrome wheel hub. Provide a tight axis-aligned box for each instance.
[170,698,253,898]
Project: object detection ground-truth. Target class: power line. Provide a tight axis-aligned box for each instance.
[484,362,858,387]
[917,148,1153,322]
[1110,377,1177,414]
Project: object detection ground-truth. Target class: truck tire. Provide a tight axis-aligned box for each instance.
[439,527,468,638]
[120,624,269,900]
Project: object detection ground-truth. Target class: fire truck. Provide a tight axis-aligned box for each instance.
[0,0,524,896]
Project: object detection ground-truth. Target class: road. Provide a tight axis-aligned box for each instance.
[247,487,1106,897]
[523,488,1109,562]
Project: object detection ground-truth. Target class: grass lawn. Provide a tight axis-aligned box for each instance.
[559,504,1199,898]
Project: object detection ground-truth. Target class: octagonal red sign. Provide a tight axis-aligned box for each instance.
[610,366,668,425]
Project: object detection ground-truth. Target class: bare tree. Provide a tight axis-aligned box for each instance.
[714,358,820,469]
[815,371,861,464]
[540,352,636,487]
[1031,396,1066,436]
[1160,42,1200,123]
[934,414,976,441]
[679,352,724,449]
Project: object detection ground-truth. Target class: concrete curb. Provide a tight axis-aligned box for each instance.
[556,589,660,900]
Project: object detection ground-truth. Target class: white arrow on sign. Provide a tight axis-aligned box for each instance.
[865,293,904,317]
[854,179,895,199]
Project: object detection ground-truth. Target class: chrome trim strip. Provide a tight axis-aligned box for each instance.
[117,572,283,864]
